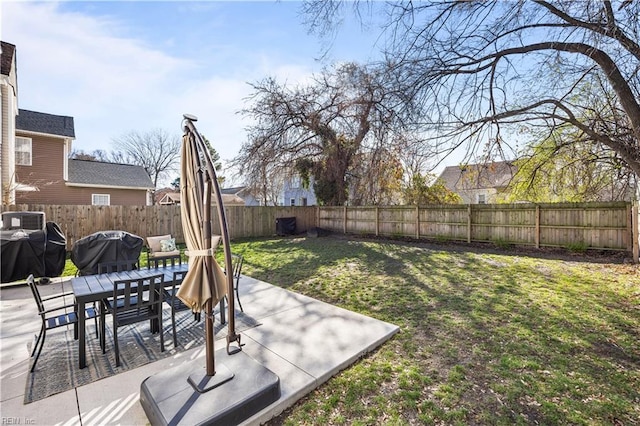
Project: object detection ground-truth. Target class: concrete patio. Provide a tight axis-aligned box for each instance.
[0,274,399,425]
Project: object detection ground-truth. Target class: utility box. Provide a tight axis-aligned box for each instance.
[1,211,46,231]
[276,217,296,236]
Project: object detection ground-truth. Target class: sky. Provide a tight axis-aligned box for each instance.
[2,1,386,186]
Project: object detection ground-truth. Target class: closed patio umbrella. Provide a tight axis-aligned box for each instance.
[177,115,240,379]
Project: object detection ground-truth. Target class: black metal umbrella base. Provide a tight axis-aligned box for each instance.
[140,348,280,425]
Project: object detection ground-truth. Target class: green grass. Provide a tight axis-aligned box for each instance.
[227,235,639,425]
[59,236,640,424]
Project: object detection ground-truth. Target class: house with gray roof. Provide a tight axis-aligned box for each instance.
[1,41,153,206]
[438,161,517,204]
[11,110,153,205]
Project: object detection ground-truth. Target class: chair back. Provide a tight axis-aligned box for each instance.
[173,270,187,288]
[231,254,244,284]
[26,275,45,315]
[148,254,183,269]
[112,274,164,313]
[98,260,139,274]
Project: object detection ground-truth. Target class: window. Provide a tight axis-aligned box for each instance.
[290,198,296,206]
[291,176,301,188]
[16,137,32,166]
[92,194,110,206]
[477,194,486,204]
[301,197,308,206]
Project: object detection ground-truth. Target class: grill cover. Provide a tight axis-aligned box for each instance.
[44,222,67,278]
[1,229,46,283]
[71,230,144,276]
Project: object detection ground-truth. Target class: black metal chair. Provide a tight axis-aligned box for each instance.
[27,274,99,372]
[229,253,244,312]
[147,253,183,269]
[101,273,165,367]
[163,270,201,347]
[220,253,244,324]
[97,260,139,274]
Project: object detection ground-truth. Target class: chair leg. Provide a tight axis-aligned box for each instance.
[31,324,44,357]
[94,302,100,338]
[171,307,178,347]
[30,328,47,373]
[100,304,107,354]
[159,303,164,353]
[236,287,244,312]
[114,317,120,367]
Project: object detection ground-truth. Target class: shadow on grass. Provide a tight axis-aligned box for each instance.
[232,235,640,425]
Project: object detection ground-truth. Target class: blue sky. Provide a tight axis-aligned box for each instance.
[2,1,385,184]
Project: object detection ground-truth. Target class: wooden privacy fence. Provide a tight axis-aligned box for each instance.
[2,202,638,261]
[318,202,639,257]
[0,205,317,249]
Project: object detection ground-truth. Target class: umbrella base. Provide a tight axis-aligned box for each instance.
[140,348,280,426]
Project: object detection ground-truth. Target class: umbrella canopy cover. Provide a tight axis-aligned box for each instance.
[177,133,227,312]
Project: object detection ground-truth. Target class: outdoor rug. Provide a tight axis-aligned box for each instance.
[24,307,261,404]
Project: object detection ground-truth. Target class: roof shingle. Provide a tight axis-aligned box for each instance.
[438,161,516,191]
[68,159,154,189]
[1,41,16,77]
[16,109,75,138]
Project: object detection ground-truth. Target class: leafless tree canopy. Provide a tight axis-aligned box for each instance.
[304,0,640,183]
[234,62,416,205]
[112,129,181,188]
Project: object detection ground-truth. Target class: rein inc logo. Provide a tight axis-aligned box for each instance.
[2,419,35,425]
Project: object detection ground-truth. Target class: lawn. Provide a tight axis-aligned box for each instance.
[60,234,639,424]
[226,235,639,425]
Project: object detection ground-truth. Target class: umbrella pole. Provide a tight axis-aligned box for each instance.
[203,183,215,376]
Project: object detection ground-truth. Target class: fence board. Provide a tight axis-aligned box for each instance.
[1,202,633,256]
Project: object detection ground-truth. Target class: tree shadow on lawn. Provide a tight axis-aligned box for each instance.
[236,235,640,424]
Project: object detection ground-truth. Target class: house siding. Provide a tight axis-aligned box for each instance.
[14,133,148,205]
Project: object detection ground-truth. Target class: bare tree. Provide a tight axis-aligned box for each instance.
[112,128,181,188]
[234,62,412,206]
[303,1,640,187]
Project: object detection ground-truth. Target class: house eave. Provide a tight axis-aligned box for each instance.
[16,129,74,140]
[66,182,154,191]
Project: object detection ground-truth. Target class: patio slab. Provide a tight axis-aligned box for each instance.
[0,275,399,425]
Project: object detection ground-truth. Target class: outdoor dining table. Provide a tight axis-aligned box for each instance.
[71,264,189,369]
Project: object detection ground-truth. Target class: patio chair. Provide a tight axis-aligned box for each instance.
[101,273,165,367]
[163,270,201,347]
[97,259,139,274]
[220,253,244,324]
[147,253,183,269]
[145,234,180,262]
[27,274,99,372]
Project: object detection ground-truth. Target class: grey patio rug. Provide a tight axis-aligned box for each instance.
[24,307,261,404]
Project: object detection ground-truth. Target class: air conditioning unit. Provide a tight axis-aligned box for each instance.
[1,211,46,231]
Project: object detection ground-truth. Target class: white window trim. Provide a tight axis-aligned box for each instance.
[16,136,32,166]
[290,198,296,206]
[92,193,111,206]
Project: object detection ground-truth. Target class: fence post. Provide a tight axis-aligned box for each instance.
[467,204,472,243]
[375,206,379,236]
[343,206,348,234]
[633,201,639,263]
[416,206,420,239]
[535,205,540,249]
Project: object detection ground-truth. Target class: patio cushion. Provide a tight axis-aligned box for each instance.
[147,235,171,254]
[160,238,176,252]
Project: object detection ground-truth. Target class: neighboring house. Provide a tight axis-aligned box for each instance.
[438,161,517,204]
[155,190,244,206]
[1,41,154,206]
[282,175,317,206]
[221,186,261,206]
